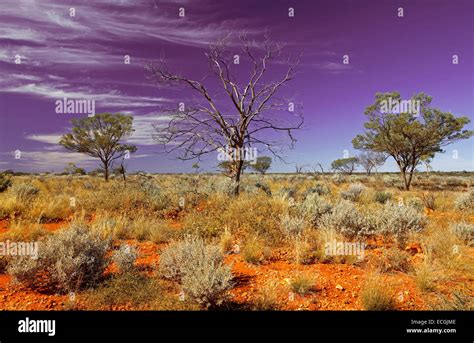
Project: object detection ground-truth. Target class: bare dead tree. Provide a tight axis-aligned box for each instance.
[310,162,327,179]
[295,164,306,174]
[146,33,303,195]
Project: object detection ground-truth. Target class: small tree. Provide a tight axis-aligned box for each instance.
[249,156,272,174]
[60,113,137,181]
[353,92,473,190]
[357,152,386,175]
[331,157,358,175]
[64,163,86,175]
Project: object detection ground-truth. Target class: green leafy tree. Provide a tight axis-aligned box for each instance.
[249,156,272,174]
[64,163,86,175]
[331,157,358,175]
[60,113,137,181]
[353,92,473,190]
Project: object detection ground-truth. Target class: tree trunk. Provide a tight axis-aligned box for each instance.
[231,160,243,196]
[400,168,414,190]
[406,166,415,190]
[104,162,109,182]
[399,166,410,190]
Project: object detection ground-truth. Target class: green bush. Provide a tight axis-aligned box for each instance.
[374,191,392,204]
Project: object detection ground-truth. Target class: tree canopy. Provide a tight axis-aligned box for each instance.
[249,156,272,174]
[352,92,473,189]
[59,113,137,181]
[331,157,358,175]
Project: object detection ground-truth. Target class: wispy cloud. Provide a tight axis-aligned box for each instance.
[128,113,174,146]
[25,133,62,145]
[9,150,96,170]
[3,82,171,109]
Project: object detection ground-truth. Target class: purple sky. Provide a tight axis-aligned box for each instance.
[1,0,473,173]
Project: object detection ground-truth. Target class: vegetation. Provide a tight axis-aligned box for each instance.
[0,172,472,311]
[59,113,137,181]
[249,156,272,174]
[331,157,358,175]
[353,92,473,190]
[7,224,110,293]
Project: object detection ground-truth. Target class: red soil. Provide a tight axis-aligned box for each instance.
[0,216,469,311]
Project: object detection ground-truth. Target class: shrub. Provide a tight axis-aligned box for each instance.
[423,228,466,270]
[253,281,279,310]
[11,183,40,202]
[376,202,426,248]
[407,198,424,211]
[112,244,138,274]
[299,193,332,228]
[278,187,297,200]
[413,262,436,292]
[331,173,345,184]
[374,191,392,204]
[219,228,233,254]
[319,200,369,238]
[454,190,474,211]
[374,247,412,273]
[450,222,474,246]
[293,238,318,265]
[305,183,330,197]
[158,236,233,308]
[0,173,12,193]
[241,236,269,264]
[361,274,395,310]
[280,214,305,238]
[289,274,314,295]
[7,224,110,293]
[341,183,364,202]
[214,178,239,196]
[421,192,436,210]
[140,180,170,211]
[181,257,233,308]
